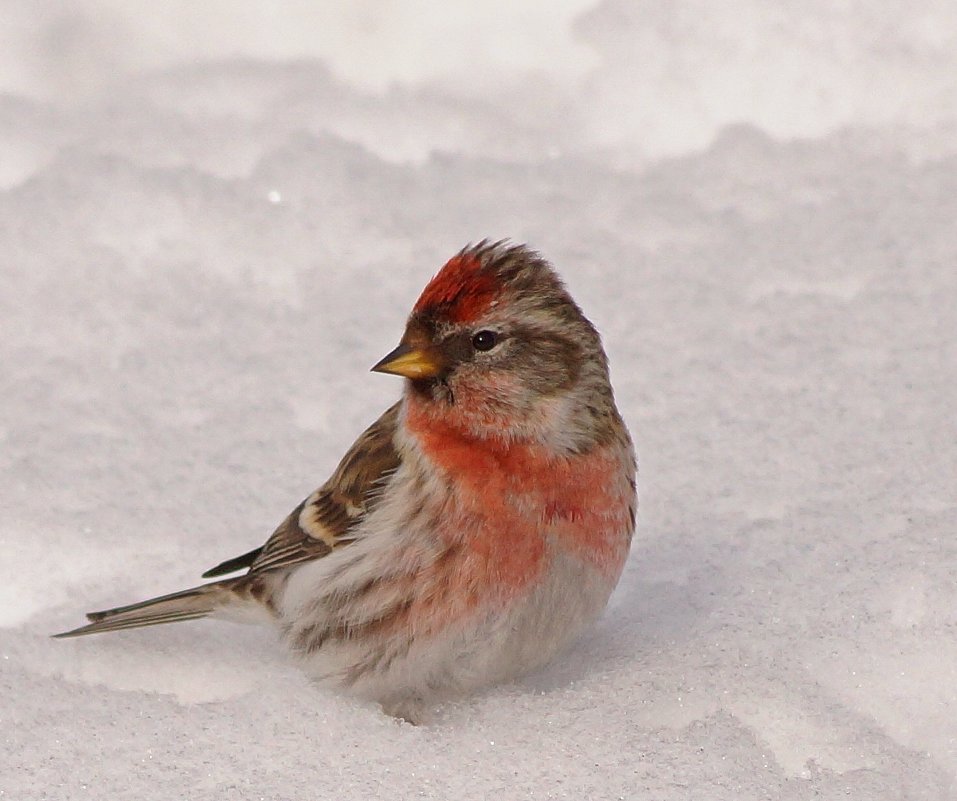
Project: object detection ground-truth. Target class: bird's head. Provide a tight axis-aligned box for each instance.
[373,241,619,452]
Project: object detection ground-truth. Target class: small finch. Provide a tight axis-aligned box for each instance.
[56,241,637,722]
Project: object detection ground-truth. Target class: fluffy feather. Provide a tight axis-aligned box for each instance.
[54,241,637,723]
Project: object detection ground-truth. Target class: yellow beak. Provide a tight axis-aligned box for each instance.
[371,342,443,379]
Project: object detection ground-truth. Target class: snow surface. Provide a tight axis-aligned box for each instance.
[2,3,957,799]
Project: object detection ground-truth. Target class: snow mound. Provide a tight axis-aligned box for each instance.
[2,3,955,799]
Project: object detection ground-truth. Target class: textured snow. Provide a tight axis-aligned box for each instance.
[2,3,956,799]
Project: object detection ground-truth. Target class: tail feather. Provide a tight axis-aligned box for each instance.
[52,580,236,638]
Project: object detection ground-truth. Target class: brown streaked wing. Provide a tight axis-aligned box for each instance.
[203,403,402,577]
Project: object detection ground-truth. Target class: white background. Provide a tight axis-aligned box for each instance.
[2,2,956,799]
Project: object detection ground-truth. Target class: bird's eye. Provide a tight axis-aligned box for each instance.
[471,330,498,352]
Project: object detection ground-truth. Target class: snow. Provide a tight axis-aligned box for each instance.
[2,2,956,799]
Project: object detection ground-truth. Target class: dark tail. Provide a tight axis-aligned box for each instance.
[52,579,240,638]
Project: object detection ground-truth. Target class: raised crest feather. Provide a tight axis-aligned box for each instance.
[412,241,504,323]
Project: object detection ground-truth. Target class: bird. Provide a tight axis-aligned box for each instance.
[55,241,637,723]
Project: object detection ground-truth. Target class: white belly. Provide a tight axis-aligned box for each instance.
[276,537,619,722]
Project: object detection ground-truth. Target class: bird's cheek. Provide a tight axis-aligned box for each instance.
[451,369,525,408]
